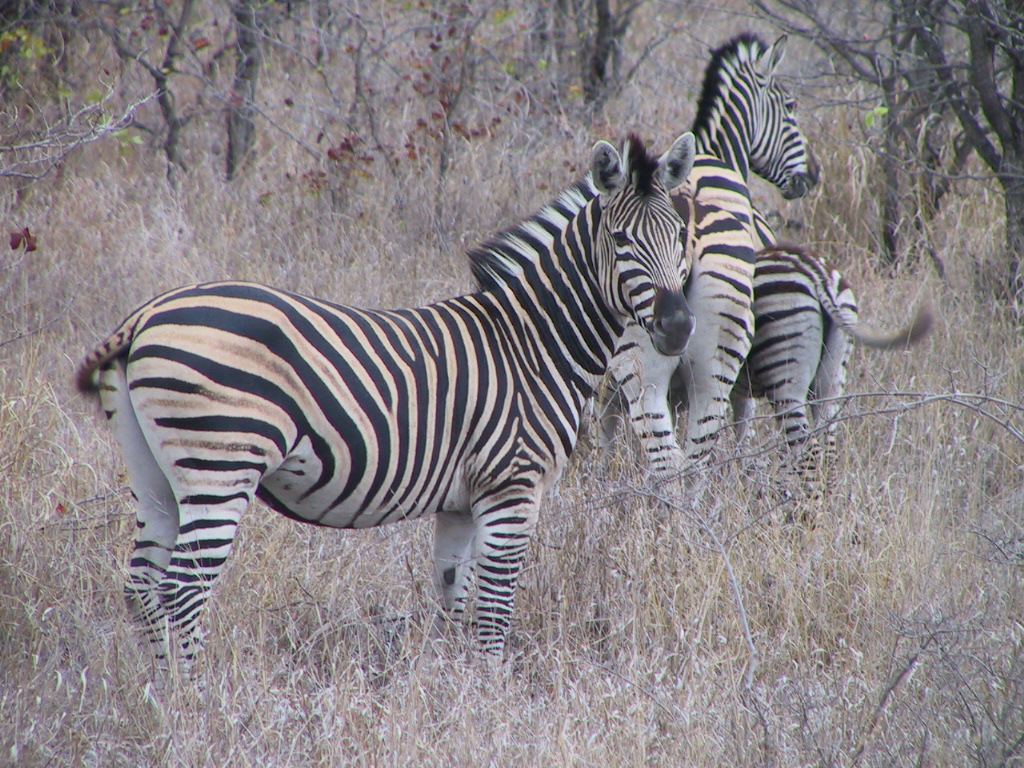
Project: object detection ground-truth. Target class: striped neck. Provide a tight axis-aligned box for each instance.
[690,34,768,183]
[468,176,622,386]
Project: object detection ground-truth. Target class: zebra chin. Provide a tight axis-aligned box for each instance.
[649,288,696,357]
[780,171,817,200]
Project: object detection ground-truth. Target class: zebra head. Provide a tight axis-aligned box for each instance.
[590,132,696,357]
[695,33,819,200]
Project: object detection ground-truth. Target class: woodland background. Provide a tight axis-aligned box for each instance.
[2,1,1023,766]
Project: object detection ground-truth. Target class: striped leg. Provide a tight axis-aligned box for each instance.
[158,493,250,673]
[471,489,540,659]
[602,322,687,477]
[729,381,756,444]
[764,377,821,506]
[811,322,854,487]
[125,493,178,673]
[100,363,178,671]
[433,510,476,625]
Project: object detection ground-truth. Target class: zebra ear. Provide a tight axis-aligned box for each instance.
[658,132,695,191]
[590,140,626,194]
[762,34,787,77]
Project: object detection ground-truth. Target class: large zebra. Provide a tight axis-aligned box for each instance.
[76,133,697,671]
[602,33,815,479]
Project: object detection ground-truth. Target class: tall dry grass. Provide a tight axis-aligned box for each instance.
[2,2,1022,766]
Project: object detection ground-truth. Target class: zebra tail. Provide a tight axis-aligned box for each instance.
[76,323,137,394]
[847,301,934,350]
[759,242,934,352]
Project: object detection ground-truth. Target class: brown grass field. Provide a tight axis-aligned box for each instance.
[2,2,1022,766]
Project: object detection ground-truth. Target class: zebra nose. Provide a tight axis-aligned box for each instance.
[651,288,695,356]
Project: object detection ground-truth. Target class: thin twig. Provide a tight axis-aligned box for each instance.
[583,657,688,721]
[641,486,759,690]
[850,634,934,766]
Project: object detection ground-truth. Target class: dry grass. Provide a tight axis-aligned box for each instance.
[2,2,1023,766]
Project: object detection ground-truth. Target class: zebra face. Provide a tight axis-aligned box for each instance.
[590,133,697,357]
[749,36,819,200]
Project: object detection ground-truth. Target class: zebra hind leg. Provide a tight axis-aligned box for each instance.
[767,394,824,526]
[125,484,179,676]
[157,490,252,678]
[99,363,180,675]
[786,436,825,527]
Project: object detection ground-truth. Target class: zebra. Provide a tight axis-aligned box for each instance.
[725,243,933,491]
[75,133,697,672]
[600,33,818,481]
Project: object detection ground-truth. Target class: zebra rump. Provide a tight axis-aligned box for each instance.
[718,243,933,473]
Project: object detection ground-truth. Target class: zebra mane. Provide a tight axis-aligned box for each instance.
[468,177,598,293]
[622,133,661,198]
[691,32,768,138]
[469,135,665,293]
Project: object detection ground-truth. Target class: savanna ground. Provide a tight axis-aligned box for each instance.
[2,1,1023,766]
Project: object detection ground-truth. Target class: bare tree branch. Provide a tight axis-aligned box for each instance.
[0,90,157,181]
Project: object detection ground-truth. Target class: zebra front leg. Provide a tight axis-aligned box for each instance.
[158,493,250,677]
[432,510,476,631]
[674,354,736,505]
[604,323,687,484]
[625,351,688,482]
[471,492,540,662]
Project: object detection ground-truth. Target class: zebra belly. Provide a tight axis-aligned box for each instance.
[258,435,472,529]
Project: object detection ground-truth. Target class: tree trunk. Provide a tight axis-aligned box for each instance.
[1001,171,1024,304]
[583,0,614,104]
[158,0,195,185]
[226,0,262,181]
[879,76,901,270]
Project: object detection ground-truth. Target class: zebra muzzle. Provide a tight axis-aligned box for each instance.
[650,288,695,356]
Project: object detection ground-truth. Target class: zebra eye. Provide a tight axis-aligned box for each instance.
[612,231,631,248]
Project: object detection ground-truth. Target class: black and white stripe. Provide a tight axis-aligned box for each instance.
[77,133,696,670]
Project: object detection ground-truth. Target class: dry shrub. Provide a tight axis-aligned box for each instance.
[2,2,1022,766]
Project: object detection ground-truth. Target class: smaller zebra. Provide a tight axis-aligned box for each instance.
[692,242,933,490]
